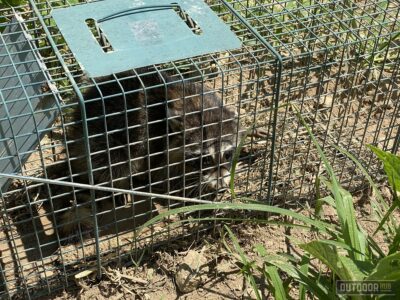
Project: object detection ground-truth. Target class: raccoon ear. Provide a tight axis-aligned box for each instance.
[167,108,184,132]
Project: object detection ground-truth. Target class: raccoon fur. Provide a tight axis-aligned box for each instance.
[46,69,263,238]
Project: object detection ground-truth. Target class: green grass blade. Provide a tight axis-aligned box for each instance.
[300,240,362,281]
[332,144,395,236]
[293,106,364,261]
[265,256,334,299]
[375,193,400,235]
[254,247,333,299]
[265,265,288,300]
[338,255,372,279]
[136,202,336,236]
[299,255,310,300]
[368,145,400,193]
[368,145,400,239]
[389,226,400,255]
[224,226,262,300]
[315,176,324,219]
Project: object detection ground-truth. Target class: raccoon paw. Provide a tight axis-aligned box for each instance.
[57,206,95,243]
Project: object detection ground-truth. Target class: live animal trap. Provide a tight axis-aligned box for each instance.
[0,0,399,298]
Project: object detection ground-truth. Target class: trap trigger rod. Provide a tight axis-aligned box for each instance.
[97,4,180,23]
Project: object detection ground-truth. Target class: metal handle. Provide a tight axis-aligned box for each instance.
[97,4,179,23]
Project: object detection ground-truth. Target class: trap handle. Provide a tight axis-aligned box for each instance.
[97,4,180,23]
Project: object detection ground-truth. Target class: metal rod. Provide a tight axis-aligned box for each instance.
[97,4,179,23]
[0,173,215,204]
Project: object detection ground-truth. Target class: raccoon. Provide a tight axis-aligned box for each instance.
[47,69,264,237]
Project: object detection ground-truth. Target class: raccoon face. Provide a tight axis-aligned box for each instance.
[184,140,235,194]
[167,88,239,197]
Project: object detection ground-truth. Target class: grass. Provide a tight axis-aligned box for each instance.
[136,104,400,299]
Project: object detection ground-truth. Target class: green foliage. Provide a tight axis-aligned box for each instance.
[0,0,27,26]
[224,226,262,300]
[136,131,399,298]
[294,106,366,262]
[367,145,400,236]
[0,0,26,8]
[368,145,400,194]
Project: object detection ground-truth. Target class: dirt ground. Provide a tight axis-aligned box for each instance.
[42,184,396,300]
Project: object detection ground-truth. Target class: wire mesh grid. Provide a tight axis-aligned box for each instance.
[0,0,278,297]
[0,0,399,298]
[224,0,400,204]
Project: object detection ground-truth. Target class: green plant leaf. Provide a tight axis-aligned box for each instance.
[366,252,400,295]
[368,145,400,193]
[300,240,363,281]
[299,255,310,300]
[332,144,396,236]
[254,243,268,257]
[389,226,400,255]
[255,244,334,298]
[224,226,262,300]
[136,202,337,237]
[293,105,365,262]
[265,265,288,300]
[338,255,373,278]
[375,192,400,235]
[265,255,335,299]
[0,0,25,6]
[373,171,400,235]
[310,239,361,253]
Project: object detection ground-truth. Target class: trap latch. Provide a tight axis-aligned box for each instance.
[52,0,241,77]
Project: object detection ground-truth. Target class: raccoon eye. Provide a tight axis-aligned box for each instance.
[224,150,234,162]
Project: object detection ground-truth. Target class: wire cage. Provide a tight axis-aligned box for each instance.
[0,0,399,298]
[0,0,278,297]
[241,0,400,204]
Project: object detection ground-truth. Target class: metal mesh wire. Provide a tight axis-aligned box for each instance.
[0,0,398,298]
[224,0,400,204]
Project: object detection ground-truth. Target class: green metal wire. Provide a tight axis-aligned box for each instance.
[28,0,103,280]
[0,0,399,298]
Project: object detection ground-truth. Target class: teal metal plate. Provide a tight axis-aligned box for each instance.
[52,0,241,77]
[0,17,60,192]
